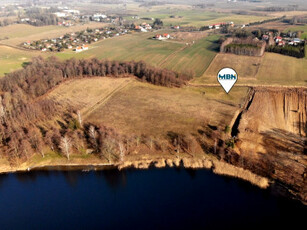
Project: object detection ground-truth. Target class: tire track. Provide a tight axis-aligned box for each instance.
[82,78,133,119]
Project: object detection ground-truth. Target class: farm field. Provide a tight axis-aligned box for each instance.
[56,32,220,77]
[47,77,133,117]
[48,77,249,137]
[0,31,220,77]
[195,53,307,86]
[160,35,220,77]
[56,31,184,66]
[127,10,275,27]
[0,22,106,46]
[0,45,39,76]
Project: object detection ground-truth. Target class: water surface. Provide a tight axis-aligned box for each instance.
[0,167,305,229]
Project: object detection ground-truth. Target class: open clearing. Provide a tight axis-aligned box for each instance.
[195,53,307,86]
[48,77,249,137]
[0,45,39,76]
[47,77,132,115]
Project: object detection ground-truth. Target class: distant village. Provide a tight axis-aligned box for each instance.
[22,27,130,52]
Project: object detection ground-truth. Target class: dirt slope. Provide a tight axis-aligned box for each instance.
[230,88,307,202]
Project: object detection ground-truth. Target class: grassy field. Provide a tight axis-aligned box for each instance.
[160,35,220,77]
[127,10,275,27]
[195,53,307,86]
[48,77,249,137]
[0,22,106,46]
[284,24,307,39]
[0,31,220,77]
[0,45,40,76]
[56,31,183,65]
[56,32,220,77]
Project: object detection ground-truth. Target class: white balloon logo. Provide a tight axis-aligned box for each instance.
[217,68,238,94]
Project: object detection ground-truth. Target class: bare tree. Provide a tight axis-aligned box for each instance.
[119,142,125,162]
[59,136,72,160]
[149,137,154,150]
[102,137,117,163]
[77,110,82,127]
[0,98,6,123]
[89,125,98,151]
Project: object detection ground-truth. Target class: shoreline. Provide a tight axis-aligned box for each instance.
[0,155,270,189]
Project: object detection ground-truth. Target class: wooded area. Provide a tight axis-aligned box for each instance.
[0,57,190,164]
[220,37,266,56]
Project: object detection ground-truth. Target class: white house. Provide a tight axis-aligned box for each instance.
[54,12,67,18]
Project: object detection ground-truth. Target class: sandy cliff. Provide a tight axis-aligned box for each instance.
[228,88,307,202]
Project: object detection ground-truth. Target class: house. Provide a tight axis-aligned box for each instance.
[20,18,30,22]
[262,35,269,40]
[210,23,226,29]
[82,45,89,50]
[144,24,152,30]
[63,9,80,15]
[92,14,107,21]
[54,12,67,18]
[155,34,163,40]
[41,48,47,52]
[135,26,147,32]
[293,38,302,44]
[155,34,170,40]
[278,41,286,46]
[174,25,180,29]
[163,33,170,39]
[275,36,282,43]
[68,45,73,49]
[75,46,83,52]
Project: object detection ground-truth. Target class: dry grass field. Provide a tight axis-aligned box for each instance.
[195,53,307,86]
[47,77,132,114]
[48,77,249,137]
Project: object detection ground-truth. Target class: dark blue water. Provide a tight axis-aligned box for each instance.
[0,167,306,230]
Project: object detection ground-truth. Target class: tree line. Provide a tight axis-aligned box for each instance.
[267,44,305,58]
[0,57,190,164]
[220,37,266,57]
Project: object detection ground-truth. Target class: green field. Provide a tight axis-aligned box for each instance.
[0,30,221,77]
[284,24,307,39]
[195,52,307,86]
[126,10,275,27]
[160,35,220,77]
[0,46,39,76]
[56,32,220,77]
[56,31,183,65]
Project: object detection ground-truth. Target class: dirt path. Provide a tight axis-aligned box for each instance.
[188,83,307,89]
[0,43,42,53]
[82,78,133,119]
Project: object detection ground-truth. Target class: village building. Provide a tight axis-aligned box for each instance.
[155,33,171,40]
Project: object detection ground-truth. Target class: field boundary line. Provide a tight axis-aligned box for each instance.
[82,78,133,118]
[158,44,187,67]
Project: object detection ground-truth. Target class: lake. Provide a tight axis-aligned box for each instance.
[0,167,306,230]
